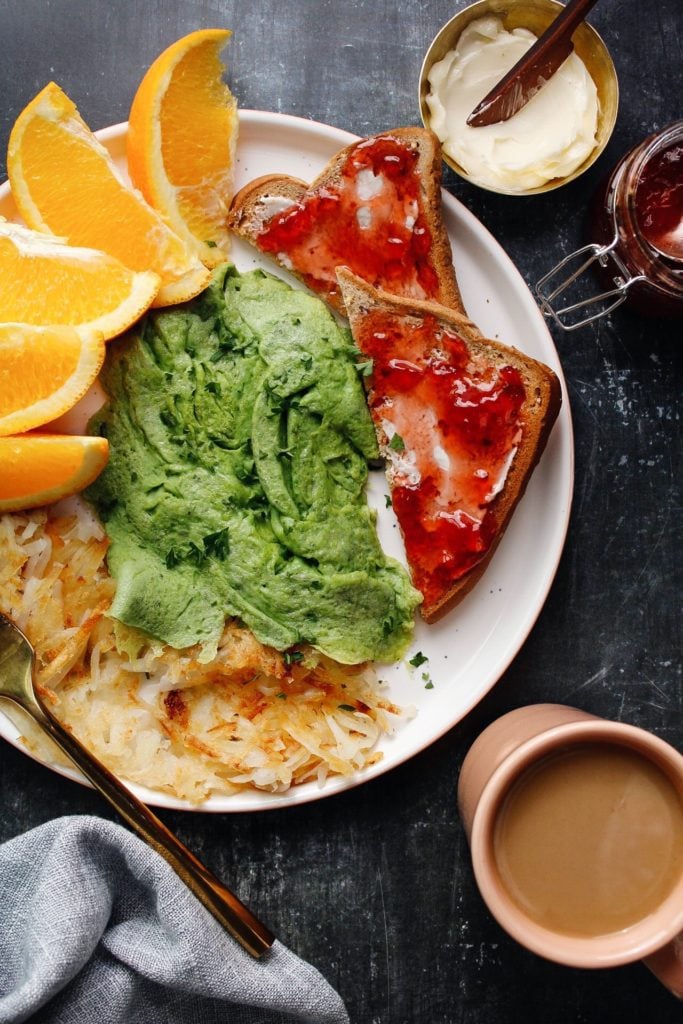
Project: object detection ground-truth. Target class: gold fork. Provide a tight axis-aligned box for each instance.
[0,612,274,958]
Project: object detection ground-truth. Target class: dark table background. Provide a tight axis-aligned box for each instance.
[1,1,681,1021]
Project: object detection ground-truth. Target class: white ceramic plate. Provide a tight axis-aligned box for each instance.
[0,110,574,812]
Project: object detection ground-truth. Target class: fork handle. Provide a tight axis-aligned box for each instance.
[18,695,274,958]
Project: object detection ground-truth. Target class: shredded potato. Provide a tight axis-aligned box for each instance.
[0,501,407,803]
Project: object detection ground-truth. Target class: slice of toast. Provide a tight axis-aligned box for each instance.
[336,268,562,621]
[227,127,467,318]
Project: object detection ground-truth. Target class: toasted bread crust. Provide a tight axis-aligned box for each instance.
[336,268,562,621]
[227,127,466,317]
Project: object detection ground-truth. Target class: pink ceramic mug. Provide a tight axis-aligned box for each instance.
[458,704,683,998]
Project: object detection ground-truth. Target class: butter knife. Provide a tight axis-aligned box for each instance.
[466,0,600,127]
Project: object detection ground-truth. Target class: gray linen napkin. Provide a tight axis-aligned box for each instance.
[0,815,350,1024]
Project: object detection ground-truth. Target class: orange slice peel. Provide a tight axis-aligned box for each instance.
[127,28,237,268]
[7,81,210,306]
[0,434,109,512]
[0,323,105,437]
[0,219,160,340]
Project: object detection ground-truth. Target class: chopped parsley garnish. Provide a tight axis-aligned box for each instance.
[389,433,405,452]
[338,703,356,712]
[164,547,182,569]
[384,494,392,508]
[203,528,230,560]
[284,650,304,666]
[408,651,428,668]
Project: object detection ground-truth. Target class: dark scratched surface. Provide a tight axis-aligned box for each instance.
[0,1,681,1022]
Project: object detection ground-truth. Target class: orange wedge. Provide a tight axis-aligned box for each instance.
[0,220,159,340]
[0,434,109,512]
[7,82,211,306]
[0,323,105,437]
[127,29,237,268]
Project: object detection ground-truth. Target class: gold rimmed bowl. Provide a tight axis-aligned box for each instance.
[419,0,619,195]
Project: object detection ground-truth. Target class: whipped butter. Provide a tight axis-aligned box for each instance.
[426,16,599,192]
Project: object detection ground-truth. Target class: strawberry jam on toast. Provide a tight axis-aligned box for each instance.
[337,268,562,621]
[227,128,466,317]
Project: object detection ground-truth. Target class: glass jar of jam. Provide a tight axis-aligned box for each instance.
[536,121,683,330]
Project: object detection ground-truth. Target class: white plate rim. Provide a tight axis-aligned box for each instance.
[0,109,574,812]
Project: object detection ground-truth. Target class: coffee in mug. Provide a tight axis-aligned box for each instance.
[458,705,683,998]
[492,742,683,937]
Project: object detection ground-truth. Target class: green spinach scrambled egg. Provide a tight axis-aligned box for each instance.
[87,265,420,663]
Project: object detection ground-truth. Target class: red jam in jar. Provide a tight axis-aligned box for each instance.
[591,121,683,318]
[634,137,683,261]
[255,135,442,307]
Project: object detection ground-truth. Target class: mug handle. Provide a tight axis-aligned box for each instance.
[644,934,683,999]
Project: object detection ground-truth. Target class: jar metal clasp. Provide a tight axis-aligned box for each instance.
[535,231,649,331]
